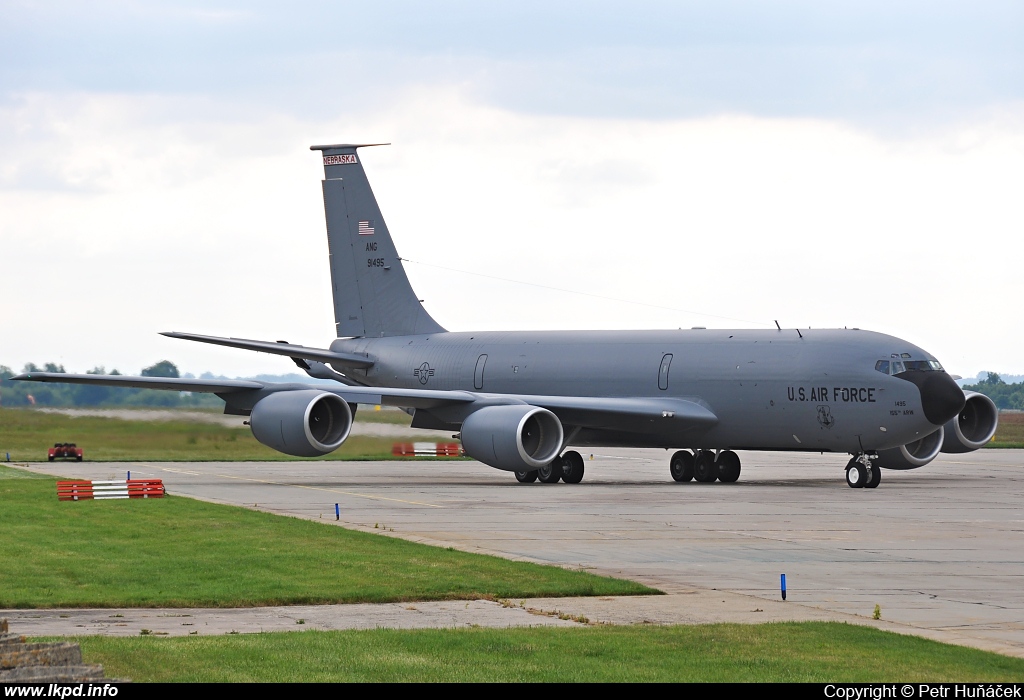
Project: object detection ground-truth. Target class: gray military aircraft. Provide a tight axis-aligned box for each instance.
[15,144,999,488]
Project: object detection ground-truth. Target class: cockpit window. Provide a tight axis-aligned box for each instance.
[903,360,943,372]
[877,358,944,375]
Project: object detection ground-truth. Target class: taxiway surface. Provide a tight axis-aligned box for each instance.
[12,449,1024,656]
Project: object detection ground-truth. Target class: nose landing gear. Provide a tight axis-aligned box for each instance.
[846,454,881,489]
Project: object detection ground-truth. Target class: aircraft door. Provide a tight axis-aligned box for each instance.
[658,354,673,390]
[474,354,487,390]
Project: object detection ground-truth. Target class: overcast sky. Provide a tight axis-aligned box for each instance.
[1,1,1022,378]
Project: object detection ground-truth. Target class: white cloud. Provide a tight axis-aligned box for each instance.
[1,88,1021,377]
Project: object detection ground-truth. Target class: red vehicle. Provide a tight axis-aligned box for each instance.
[48,443,83,462]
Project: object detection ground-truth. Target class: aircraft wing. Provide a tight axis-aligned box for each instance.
[11,374,715,429]
[160,332,374,368]
[371,390,715,428]
[510,394,717,429]
[11,372,265,393]
[10,372,477,409]
[370,389,716,430]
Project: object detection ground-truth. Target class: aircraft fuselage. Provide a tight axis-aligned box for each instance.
[333,327,945,453]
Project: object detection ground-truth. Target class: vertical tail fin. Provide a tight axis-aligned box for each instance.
[312,144,445,338]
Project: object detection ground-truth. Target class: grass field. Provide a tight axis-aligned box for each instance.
[0,465,653,608]
[73,624,1024,682]
[0,406,437,461]
[990,411,1024,448]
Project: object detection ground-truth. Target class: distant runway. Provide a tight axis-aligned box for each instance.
[15,449,1024,657]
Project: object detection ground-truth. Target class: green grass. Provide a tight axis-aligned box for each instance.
[0,407,444,461]
[0,466,652,608]
[988,412,1024,448]
[71,623,1024,682]
[356,406,422,425]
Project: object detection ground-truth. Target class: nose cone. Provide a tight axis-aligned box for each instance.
[895,370,966,425]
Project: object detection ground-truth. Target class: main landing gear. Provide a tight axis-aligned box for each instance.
[845,454,881,489]
[670,449,741,483]
[515,450,585,484]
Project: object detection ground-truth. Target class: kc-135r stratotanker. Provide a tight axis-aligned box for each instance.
[16,144,999,488]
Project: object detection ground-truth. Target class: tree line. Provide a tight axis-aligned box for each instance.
[0,361,221,408]
[961,373,1024,411]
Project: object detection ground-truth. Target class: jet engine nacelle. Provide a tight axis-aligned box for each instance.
[941,391,998,453]
[460,404,564,471]
[875,426,944,470]
[250,390,353,457]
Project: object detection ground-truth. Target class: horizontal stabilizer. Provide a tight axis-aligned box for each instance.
[160,332,374,368]
[12,373,264,394]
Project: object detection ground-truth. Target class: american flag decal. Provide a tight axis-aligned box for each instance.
[358,220,375,236]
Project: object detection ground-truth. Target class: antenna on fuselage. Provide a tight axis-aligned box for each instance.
[774,320,781,330]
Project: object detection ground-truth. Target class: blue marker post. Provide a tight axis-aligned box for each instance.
[335,503,340,521]
[5,452,9,462]
[781,573,787,601]
[127,470,131,481]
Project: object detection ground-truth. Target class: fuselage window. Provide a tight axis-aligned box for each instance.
[891,361,906,374]
[875,360,890,375]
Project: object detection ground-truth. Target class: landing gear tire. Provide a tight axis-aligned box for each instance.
[670,451,694,482]
[694,450,718,483]
[866,464,881,489]
[515,470,538,483]
[538,459,563,483]
[717,450,741,483]
[561,451,585,484]
[846,460,867,489]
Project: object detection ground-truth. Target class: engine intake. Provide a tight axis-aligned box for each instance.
[941,391,998,453]
[875,426,944,470]
[250,390,353,457]
[460,405,564,471]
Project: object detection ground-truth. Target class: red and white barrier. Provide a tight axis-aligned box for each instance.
[391,442,463,457]
[57,479,165,501]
